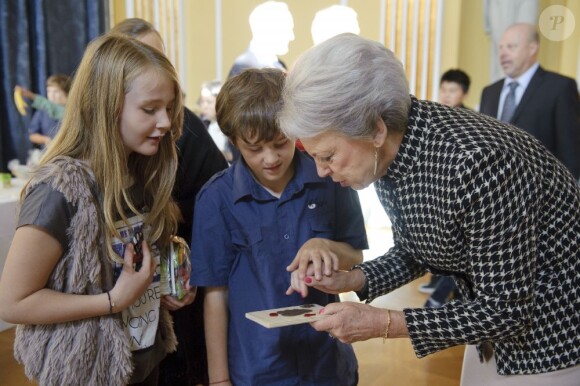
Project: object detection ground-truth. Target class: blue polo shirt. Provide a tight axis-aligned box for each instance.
[190,151,368,385]
[29,110,60,139]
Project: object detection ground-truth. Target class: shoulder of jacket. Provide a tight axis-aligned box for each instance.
[541,69,576,85]
[483,79,504,92]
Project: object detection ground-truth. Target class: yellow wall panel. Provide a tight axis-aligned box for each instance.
[112,0,579,113]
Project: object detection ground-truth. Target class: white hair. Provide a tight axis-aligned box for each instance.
[279,33,410,140]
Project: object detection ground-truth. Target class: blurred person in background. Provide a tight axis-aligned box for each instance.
[227,1,294,78]
[198,80,232,163]
[438,69,471,109]
[480,23,580,180]
[15,74,70,148]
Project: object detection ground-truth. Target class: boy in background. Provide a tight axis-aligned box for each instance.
[189,68,368,386]
[16,74,70,147]
[438,68,470,109]
[420,68,471,305]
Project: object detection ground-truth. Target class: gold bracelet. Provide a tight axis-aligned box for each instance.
[382,309,391,344]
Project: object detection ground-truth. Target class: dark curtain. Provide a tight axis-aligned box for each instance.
[0,0,107,172]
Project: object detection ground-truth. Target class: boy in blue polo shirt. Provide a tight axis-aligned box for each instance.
[189,68,368,386]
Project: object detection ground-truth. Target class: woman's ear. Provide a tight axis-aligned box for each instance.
[373,118,388,147]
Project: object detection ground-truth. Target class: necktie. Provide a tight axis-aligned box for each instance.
[500,81,518,122]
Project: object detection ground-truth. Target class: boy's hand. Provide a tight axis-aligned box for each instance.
[286,238,339,280]
[14,85,36,101]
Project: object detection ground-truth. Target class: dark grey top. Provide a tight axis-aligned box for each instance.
[18,183,74,250]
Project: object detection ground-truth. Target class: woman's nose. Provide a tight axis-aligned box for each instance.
[316,162,331,178]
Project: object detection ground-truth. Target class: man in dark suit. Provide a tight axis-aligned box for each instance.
[480,23,580,179]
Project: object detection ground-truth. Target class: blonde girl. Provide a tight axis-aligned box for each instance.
[0,34,190,385]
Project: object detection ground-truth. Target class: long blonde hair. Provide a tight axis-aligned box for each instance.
[38,34,183,261]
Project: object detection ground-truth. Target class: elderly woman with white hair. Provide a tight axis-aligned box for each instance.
[279,33,580,385]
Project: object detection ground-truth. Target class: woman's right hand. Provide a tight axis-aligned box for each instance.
[109,240,156,312]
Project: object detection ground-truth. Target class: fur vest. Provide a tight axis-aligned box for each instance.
[14,156,177,385]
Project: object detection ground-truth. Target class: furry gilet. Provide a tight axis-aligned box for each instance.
[13,156,177,386]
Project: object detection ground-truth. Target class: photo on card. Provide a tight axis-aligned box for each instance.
[245,304,327,328]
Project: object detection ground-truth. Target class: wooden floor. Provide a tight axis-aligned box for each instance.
[0,274,463,386]
[348,276,464,386]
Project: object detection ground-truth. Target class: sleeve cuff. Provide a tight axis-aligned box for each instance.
[351,265,369,301]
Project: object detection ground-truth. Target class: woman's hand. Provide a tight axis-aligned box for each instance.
[287,262,320,297]
[290,268,366,296]
[109,241,156,312]
[311,302,387,344]
[287,238,339,280]
[161,283,197,311]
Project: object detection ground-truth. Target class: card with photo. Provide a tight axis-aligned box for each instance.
[245,304,327,328]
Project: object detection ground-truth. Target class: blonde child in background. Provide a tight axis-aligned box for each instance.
[15,74,70,147]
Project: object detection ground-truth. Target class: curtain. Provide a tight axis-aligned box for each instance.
[0,0,106,172]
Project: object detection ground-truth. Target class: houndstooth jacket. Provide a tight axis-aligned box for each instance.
[356,96,579,375]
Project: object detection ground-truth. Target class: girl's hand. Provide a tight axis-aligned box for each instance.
[109,240,155,311]
[161,283,197,311]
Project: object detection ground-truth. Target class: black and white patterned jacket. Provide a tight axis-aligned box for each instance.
[357,97,579,375]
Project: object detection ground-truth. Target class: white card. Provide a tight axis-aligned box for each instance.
[245,304,327,328]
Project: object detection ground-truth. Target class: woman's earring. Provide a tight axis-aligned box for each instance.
[374,147,378,176]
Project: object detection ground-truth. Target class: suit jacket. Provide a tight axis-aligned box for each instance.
[480,66,580,179]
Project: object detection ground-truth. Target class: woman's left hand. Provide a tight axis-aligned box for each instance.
[311,301,387,344]
[161,284,197,311]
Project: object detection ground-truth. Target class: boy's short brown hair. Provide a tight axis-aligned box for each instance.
[216,68,285,145]
[46,74,71,95]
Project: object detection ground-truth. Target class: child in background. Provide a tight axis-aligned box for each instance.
[198,80,232,162]
[0,34,193,385]
[438,68,471,108]
[190,68,368,385]
[16,74,70,147]
[420,68,471,306]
